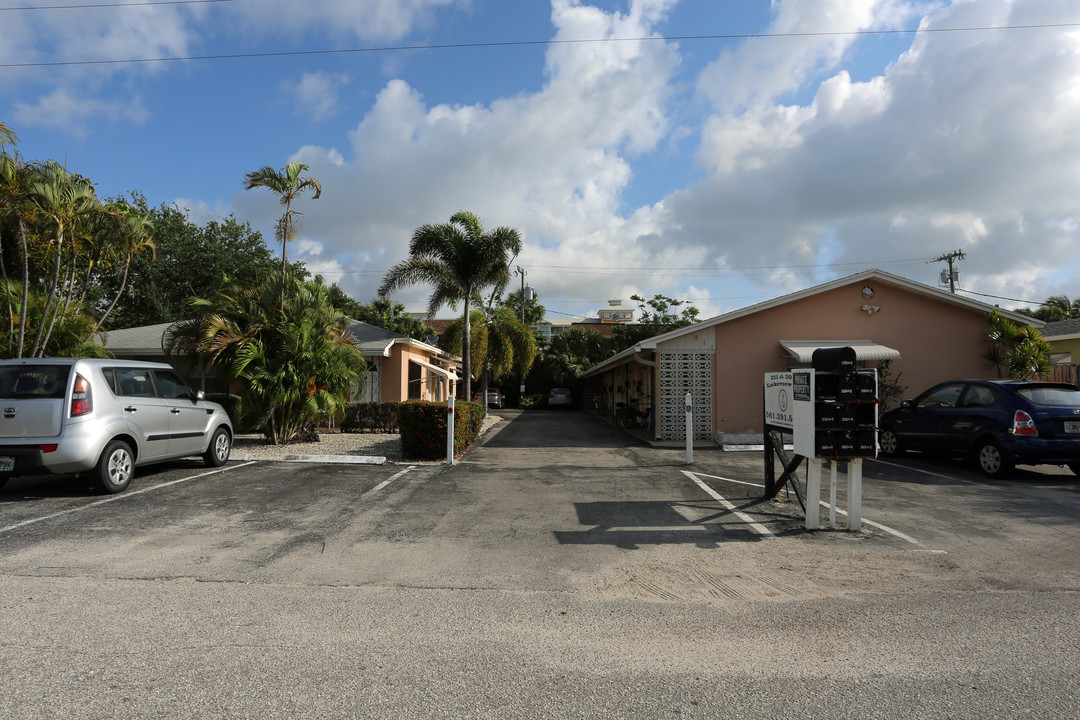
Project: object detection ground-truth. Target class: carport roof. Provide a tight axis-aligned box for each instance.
[779,340,901,363]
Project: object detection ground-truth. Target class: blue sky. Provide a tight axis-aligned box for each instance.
[3,0,1080,322]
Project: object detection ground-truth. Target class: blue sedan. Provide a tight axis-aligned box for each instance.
[878,379,1080,478]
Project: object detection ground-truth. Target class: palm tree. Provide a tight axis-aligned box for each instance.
[443,305,537,410]
[243,161,321,312]
[0,122,16,148]
[379,211,522,400]
[0,149,32,356]
[23,161,100,357]
[93,206,156,331]
[166,276,364,444]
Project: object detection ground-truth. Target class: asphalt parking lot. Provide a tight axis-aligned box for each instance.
[1,410,1079,718]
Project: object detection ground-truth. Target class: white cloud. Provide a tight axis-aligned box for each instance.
[282,72,351,122]
[233,0,683,309]
[13,88,148,138]
[228,0,467,42]
[641,0,1080,307]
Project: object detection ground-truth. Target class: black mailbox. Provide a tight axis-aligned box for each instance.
[812,346,857,373]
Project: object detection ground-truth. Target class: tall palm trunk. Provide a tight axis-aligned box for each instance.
[16,217,29,358]
[462,293,472,400]
[30,233,64,357]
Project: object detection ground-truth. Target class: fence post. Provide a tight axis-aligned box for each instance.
[685,392,693,465]
[446,396,455,466]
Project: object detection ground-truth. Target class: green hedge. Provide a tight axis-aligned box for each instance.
[341,402,401,433]
[398,400,482,461]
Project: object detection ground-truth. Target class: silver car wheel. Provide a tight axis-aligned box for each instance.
[214,431,230,462]
[108,446,133,484]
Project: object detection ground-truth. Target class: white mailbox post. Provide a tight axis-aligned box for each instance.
[787,348,878,531]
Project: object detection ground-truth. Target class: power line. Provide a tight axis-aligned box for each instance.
[0,0,239,10]
[2,21,1077,69]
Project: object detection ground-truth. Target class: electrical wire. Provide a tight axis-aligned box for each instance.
[1,21,1078,69]
[0,0,239,10]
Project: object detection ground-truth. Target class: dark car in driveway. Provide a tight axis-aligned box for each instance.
[879,379,1080,478]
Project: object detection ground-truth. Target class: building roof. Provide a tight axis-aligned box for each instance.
[1041,319,1080,339]
[96,322,173,354]
[579,269,1040,378]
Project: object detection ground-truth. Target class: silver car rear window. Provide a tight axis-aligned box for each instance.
[1017,386,1080,407]
[0,365,71,399]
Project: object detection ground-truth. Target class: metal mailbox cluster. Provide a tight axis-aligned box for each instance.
[793,347,878,460]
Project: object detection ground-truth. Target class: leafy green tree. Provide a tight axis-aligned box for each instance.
[166,276,364,444]
[379,210,522,400]
[357,296,430,341]
[97,200,297,329]
[243,161,322,311]
[526,327,614,393]
[441,305,537,408]
[92,203,156,331]
[1015,294,1080,322]
[984,310,1051,379]
[500,287,546,326]
[611,293,701,348]
[326,283,362,318]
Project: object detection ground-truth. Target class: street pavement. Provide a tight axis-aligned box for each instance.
[1,409,1078,718]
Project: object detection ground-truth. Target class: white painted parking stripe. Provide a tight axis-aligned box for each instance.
[359,465,416,501]
[681,470,776,538]
[0,462,258,535]
[686,470,942,552]
[869,458,988,486]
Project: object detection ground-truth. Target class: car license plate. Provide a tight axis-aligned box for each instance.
[0,456,13,472]
[1065,421,1080,434]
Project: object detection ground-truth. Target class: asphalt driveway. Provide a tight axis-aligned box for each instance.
[1,409,1078,718]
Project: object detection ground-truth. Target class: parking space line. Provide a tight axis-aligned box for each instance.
[685,471,943,553]
[359,465,417,501]
[0,462,257,535]
[869,458,988,486]
[681,470,776,538]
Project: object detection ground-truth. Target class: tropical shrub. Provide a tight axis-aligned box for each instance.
[398,400,482,460]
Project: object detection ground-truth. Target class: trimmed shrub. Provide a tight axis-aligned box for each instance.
[341,402,401,433]
[398,400,482,461]
[520,393,546,409]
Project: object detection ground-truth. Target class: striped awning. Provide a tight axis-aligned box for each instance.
[779,340,901,364]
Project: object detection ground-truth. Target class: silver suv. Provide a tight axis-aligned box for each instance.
[0,358,232,493]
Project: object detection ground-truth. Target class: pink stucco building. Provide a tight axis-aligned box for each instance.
[579,270,1042,445]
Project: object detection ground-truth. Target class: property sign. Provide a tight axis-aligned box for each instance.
[764,372,793,430]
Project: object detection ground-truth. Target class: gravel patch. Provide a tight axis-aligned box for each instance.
[230,413,502,463]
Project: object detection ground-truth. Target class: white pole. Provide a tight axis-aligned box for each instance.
[847,458,863,531]
[829,460,838,529]
[806,458,823,530]
[446,396,455,466]
[685,393,693,465]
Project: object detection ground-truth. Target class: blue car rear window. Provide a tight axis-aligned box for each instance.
[1017,386,1080,407]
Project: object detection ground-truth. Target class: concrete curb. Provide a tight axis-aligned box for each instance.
[230,453,387,465]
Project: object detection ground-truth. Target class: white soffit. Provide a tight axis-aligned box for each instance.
[780,340,901,363]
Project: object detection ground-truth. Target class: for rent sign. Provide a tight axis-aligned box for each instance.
[764,372,793,430]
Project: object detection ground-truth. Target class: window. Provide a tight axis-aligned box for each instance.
[916,383,964,409]
[113,368,156,397]
[0,365,70,399]
[960,385,998,408]
[155,369,194,400]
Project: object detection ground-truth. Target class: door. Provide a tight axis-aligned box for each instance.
[899,382,966,452]
[154,368,209,457]
[113,367,172,460]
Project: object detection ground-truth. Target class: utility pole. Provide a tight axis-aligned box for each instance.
[516,266,527,323]
[931,249,966,293]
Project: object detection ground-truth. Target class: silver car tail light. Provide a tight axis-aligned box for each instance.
[71,374,93,417]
